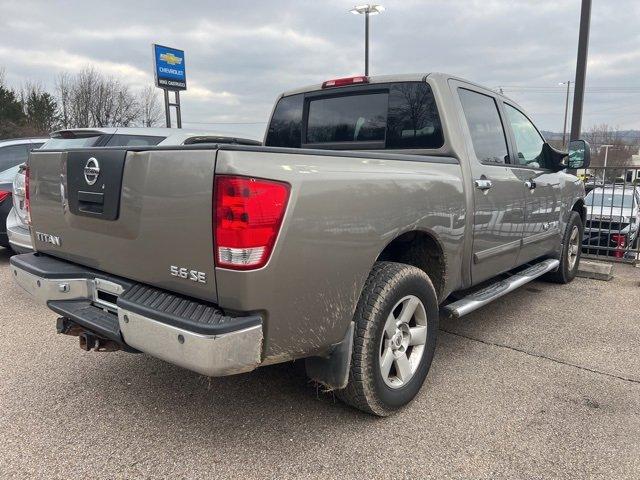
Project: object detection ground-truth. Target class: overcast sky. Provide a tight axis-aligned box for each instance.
[1,0,638,139]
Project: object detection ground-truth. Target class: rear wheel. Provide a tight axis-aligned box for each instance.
[336,261,439,416]
[544,211,583,284]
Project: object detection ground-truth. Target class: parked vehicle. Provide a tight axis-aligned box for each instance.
[11,73,590,416]
[6,127,261,253]
[0,138,47,249]
[583,186,640,258]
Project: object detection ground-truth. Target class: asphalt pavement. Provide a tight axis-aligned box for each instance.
[1,247,638,479]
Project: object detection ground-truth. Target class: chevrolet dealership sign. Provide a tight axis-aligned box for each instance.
[153,44,187,90]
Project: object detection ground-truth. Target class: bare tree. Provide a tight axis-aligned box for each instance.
[55,66,142,128]
[138,85,163,127]
[584,123,634,168]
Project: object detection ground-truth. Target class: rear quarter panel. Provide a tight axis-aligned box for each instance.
[214,148,466,363]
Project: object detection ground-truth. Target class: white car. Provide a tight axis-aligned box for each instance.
[6,127,261,253]
[0,138,48,250]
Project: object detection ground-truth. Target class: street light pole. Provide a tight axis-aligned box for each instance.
[350,4,385,76]
[559,81,571,147]
[365,10,369,75]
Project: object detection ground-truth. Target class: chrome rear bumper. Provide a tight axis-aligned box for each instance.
[11,254,263,377]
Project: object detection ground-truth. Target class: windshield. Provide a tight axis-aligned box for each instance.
[586,190,637,209]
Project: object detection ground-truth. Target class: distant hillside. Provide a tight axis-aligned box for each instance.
[541,130,640,146]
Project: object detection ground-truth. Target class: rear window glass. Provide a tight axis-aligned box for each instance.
[306,93,387,144]
[41,136,102,149]
[265,82,443,150]
[106,134,165,147]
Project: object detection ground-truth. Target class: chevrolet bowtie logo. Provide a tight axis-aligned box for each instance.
[160,52,182,66]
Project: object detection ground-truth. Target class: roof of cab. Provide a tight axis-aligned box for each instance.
[279,72,517,104]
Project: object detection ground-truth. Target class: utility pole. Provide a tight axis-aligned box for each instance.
[350,4,385,75]
[559,81,571,147]
[570,0,591,141]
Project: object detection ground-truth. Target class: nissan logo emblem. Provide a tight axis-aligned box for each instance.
[84,157,100,186]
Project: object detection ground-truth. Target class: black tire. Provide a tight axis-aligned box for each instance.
[336,261,439,416]
[544,211,583,284]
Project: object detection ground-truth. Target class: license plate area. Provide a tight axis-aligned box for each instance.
[92,278,125,313]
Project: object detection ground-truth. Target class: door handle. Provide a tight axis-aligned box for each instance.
[474,178,493,191]
[525,180,536,190]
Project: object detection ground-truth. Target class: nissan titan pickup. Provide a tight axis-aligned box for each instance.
[10,73,591,416]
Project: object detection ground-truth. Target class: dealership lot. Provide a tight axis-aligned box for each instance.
[0,247,638,479]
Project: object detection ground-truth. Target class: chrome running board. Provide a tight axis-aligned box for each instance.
[442,259,560,319]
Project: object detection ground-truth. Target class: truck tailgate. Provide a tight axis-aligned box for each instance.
[28,148,218,302]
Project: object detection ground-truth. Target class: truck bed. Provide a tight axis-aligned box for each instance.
[27,144,465,361]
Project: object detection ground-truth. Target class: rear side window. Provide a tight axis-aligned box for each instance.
[386,83,443,149]
[105,134,165,147]
[0,144,29,172]
[265,94,304,148]
[458,88,508,164]
[307,93,387,144]
[264,82,443,150]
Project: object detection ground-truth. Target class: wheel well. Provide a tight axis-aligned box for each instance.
[376,231,446,299]
[572,199,586,224]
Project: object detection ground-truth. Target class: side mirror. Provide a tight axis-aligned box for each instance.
[567,139,591,169]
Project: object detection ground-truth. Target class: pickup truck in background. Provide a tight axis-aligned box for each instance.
[11,73,590,416]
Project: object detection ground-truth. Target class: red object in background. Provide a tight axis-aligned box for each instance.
[612,233,627,258]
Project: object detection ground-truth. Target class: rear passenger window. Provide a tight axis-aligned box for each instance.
[386,83,443,149]
[265,94,304,148]
[458,88,509,164]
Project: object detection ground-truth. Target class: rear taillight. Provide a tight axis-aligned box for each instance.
[0,190,10,203]
[322,76,369,88]
[214,175,290,270]
[24,166,31,224]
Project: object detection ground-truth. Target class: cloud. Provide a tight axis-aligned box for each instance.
[0,0,638,132]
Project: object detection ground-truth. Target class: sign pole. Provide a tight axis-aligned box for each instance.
[164,89,171,128]
[175,91,182,128]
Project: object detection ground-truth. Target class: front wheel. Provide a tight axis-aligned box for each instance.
[544,211,583,284]
[336,262,439,416]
